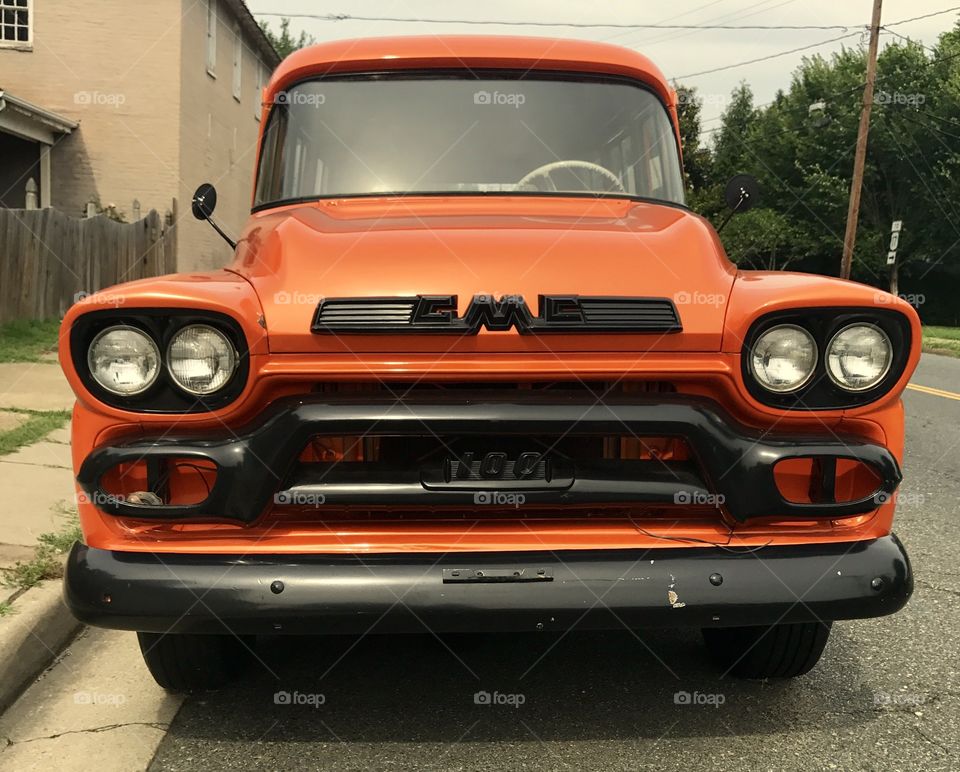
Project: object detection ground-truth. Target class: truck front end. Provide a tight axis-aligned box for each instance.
[60,37,919,689]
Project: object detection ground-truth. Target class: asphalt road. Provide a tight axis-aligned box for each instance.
[149,355,960,772]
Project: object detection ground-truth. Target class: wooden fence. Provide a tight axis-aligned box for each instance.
[0,206,177,323]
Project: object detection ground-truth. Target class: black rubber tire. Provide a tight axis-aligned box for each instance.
[702,621,832,679]
[136,631,252,692]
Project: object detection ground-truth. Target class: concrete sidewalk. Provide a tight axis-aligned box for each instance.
[0,362,75,412]
[0,362,76,566]
[0,627,182,771]
[0,361,82,715]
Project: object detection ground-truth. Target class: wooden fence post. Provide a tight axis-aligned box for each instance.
[24,178,38,210]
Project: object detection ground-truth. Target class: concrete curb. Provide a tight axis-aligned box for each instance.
[0,580,82,714]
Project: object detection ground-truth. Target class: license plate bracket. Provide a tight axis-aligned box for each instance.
[442,567,554,584]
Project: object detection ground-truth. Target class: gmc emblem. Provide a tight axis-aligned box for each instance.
[311,294,682,334]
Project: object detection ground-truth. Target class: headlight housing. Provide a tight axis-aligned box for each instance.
[87,326,161,396]
[741,308,912,410]
[826,323,892,392]
[166,324,238,395]
[72,310,249,412]
[749,324,818,393]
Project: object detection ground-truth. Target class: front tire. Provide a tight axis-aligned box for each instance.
[137,632,252,692]
[702,621,831,678]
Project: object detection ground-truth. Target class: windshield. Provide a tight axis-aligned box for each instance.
[254,74,685,207]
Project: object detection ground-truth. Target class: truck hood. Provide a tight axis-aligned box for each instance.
[231,197,736,354]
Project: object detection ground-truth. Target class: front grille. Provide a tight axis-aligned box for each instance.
[79,392,902,524]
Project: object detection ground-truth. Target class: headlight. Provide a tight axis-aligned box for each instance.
[826,323,892,392]
[87,326,161,396]
[750,324,818,393]
[167,324,237,395]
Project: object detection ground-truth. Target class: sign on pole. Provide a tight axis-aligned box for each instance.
[887,220,902,266]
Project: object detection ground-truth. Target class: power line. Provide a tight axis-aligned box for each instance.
[677,31,862,78]
[692,30,960,125]
[253,11,860,31]
[880,27,938,53]
[253,4,960,31]
[603,0,801,47]
[885,6,960,27]
[898,112,960,143]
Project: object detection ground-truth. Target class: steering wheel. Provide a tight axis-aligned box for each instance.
[518,160,626,193]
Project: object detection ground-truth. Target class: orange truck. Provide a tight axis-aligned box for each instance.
[60,37,919,691]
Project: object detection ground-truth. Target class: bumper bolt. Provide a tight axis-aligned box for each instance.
[709,573,723,586]
[270,580,285,594]
[870,577,884,591]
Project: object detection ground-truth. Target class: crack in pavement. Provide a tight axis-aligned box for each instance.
[912,726,953,756]
[2,722,171,747]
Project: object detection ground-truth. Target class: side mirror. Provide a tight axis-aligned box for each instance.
[190,182,236,249]
[717,174,760,234]
[724,174,760,213]
[191,183,218,220]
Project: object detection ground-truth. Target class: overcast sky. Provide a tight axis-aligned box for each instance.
[246,1,960,139]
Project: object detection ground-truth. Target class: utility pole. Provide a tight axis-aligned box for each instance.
[840,0,883,280]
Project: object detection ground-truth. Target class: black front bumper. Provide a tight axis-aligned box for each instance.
[64,535,912,634]
[76,392,902,523]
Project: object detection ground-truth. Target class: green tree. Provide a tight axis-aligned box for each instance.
[674,84,713,194]
[259,17,315,59]
[712,83,756,183]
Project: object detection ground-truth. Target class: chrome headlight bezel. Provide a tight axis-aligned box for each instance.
[166,324,239,396]
[826,323,894,393]
[86,324,162,396]
[749,323,819,394]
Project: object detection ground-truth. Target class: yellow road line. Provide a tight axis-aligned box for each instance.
[907,383,960,401]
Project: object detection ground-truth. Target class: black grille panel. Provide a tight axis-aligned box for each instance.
[312,294,682,334]
[577,298,681,330]
[312,299,417,332]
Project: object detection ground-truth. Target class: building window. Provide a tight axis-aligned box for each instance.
[0,0,31,47]
[205,0,217,76]
[232,22,242,100]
